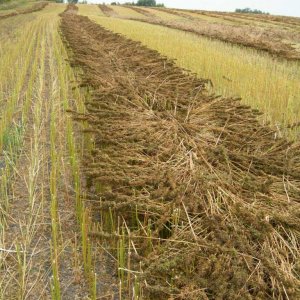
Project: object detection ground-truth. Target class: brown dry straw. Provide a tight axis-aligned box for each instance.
[60,5,300,299]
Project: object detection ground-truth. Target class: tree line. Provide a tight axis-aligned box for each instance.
[235,8,269,14]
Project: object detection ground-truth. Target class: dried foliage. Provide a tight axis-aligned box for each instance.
[61,7,300,299]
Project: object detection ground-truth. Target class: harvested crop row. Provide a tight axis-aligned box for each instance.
[18,1,49,14]
[61,7,300,300]
[0,1,48,20]
[188,10,300,30]
[98,4,117,17]
[210,10,300,27]
[126,6,157,18]
[0,11,18,19]
[122,16,300,61]
[97,6,300,61]
[151,7,196,20]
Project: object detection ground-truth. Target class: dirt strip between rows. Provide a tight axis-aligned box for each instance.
[61,6,300,299]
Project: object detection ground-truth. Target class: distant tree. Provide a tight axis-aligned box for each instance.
[235,8,269,14]
[135,0,164,6]
[136,0,156,6]
[68,0,78,3]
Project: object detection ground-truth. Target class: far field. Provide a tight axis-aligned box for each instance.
[0,2,300,300]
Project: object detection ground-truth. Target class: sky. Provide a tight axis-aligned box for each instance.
[92,0,300,17]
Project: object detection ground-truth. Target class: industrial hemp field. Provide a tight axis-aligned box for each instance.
[0,1,300,299]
